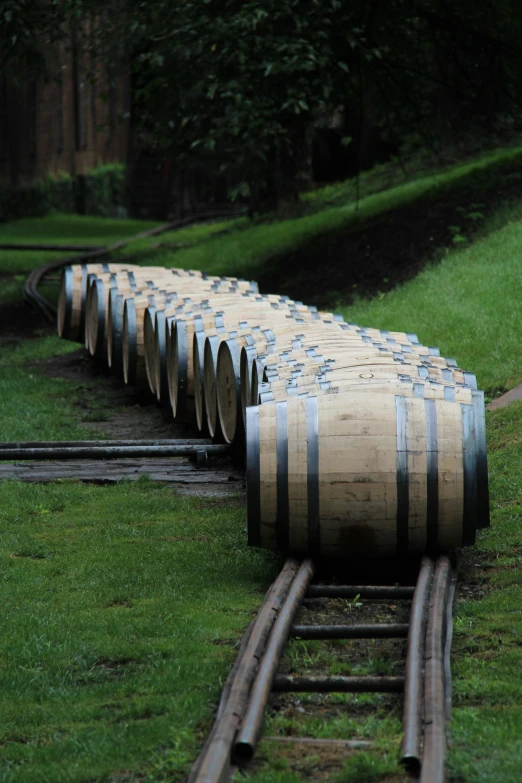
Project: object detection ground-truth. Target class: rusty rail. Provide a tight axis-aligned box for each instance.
[22,209,247,323]
[187,554,455,783]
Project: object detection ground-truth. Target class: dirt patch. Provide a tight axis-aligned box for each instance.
[0,298,50,340]
[257,165,522,308]
[36,348,198,440]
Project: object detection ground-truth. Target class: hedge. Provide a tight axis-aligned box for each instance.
[0,164,127,222]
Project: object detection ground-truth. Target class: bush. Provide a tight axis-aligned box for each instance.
[0,164,127,222]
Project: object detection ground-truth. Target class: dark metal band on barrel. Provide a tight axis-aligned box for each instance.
[176,320,188,417]
[461,403,477,545]
[94,279,106,357]
[125,298,137,385]
[79,266,88,335]
[276,401,289,551]
[109,290,124,371]
[395,395,409,555]
[472,390,489,529]
[155,310,167,397]
[425,398,439,552]
[246,406,261,546]
[306,396,320,552]
[63,268,74,339]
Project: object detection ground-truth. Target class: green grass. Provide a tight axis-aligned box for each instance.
[0,479,277,783]
[130,145,522,281]
[3,146,522,779]
[337,200,522,398]
[0,214,157,277]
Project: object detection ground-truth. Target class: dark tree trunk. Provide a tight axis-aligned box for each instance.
[248,121,315,216]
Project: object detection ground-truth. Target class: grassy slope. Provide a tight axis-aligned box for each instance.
[126,145,522,281]
[0,336,278,782]
[337,204,522,398]
[1,147,522,780]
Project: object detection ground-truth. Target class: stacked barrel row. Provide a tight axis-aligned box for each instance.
[57,261,489,558]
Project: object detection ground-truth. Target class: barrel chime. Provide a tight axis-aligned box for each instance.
[58,261,489,558]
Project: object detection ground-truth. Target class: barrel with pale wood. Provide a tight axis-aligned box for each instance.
[146,293,255,400]
[246,392,480,558]
[148,291,290,401]
[254,381,489,532]
[255,360,476,407]
[58,263,209,343]
[58,263,143,341]
[85,271,183,357]
[237,322,444,415]
[166,303,327,420]
[123,281,258,390]
[261,355,472,388]
[91,272,256,364]
[194,327,276,433]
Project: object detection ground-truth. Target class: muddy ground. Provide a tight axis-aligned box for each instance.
[257,161,522,308]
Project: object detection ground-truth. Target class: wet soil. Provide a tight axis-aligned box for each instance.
[257,161,522,309]
[1,300,244,495]
[37,348,197,441]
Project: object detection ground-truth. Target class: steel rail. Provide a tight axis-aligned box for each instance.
[0,438,213,449]
[187,554,455,783]
[23,208,247,323]
[234,560,315,761]
[0,444,230,460]
[400,557,435,773]
[0,243,106,252]
[421,556,452,783]
[188,558,300,783]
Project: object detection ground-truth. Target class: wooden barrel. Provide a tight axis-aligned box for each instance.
[142,289,284,399]
[124,281,258,391]
[257,370,472,402]
[149,293,251,403]
[246,392,479,557]
[237,322,440,416]
[193,327,276,433]
[85,264,258,360]
[58,261,255,343]
[59,263,208,344]
[166,303,325,420]
[262,356,476,389]
[57,263,144,342]
[85,270,179,358]
[90,272,252,363]
[253,381,489,533]
[259,361,475,400]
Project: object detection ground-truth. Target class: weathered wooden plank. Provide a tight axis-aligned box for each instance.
[0,458,245,496]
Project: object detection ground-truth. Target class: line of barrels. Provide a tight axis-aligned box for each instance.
[57,261,489,559]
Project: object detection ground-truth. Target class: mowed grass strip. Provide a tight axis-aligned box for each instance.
[0,214,158,275]
[0,480,276,783]
[3,151,522,780]
[138,145,522,281]
[337,202,522,399]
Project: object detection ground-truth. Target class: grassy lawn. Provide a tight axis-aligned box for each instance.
[0,336,278,783]
[2,146,522,780]
[128,145,522,281]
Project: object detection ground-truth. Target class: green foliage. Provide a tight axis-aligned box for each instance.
[0,165,127,222]
[126,0,522,208]
[76,164,127,218]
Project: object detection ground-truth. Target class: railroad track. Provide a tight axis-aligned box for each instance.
[188,555,455,783]
[19,207,246,323]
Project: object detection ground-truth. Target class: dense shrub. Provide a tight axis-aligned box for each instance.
[0,164,127,221]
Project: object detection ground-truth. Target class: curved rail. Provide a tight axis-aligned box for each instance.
[22,208,247,323]
[188,555,455,783]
